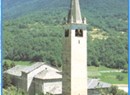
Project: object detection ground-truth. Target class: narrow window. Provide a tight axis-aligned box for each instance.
[78,40,80,44]
[80,29,83,37]
[75,29,79,36]
[75,29,83,37]
[65,29,69,37]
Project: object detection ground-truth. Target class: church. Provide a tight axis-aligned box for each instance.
[4,0,111,95]
[5,62,111,95]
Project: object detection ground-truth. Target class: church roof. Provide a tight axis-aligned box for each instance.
[34,70,62,80]
[88,79,111,89]
[34,66,61,80]
[22,62,44,73]
[5,62,61,78]
[4,65,27,76]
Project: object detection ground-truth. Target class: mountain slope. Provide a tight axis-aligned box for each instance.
[3,0,128,20]
[3,0,128,68]
[3,0,70,19]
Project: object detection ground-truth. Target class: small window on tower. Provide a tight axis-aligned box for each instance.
[65,29,69,37]
[75,29,83,37]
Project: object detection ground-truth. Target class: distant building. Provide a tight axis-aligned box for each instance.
[5,63,111,95]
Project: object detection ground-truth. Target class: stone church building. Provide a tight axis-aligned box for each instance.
[5,62,111,95]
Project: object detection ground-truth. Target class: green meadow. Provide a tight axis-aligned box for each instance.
[3,59,32,66]
[88,66,128,84]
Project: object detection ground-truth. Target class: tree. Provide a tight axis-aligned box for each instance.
[116,89,127,95]
[3,74,12,88]
[10,62,16,68]
[3,62,9,71]
[122,64,128,73]
[100,86,127,95]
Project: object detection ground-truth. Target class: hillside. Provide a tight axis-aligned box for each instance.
[3,0,128,32]
[3,0,70,19]
[3,0,128,69]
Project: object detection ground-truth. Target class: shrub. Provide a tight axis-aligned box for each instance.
[116,75,124,81]
[3,74,12,88]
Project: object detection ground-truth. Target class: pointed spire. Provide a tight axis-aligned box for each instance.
[68,0,82,24]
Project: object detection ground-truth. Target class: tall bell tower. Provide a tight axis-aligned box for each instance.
[62,0,87,95]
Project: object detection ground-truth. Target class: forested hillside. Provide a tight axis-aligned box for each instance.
[3,0,128,69]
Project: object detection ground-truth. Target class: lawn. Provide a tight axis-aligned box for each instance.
[88,66,117,71]
[88,66,128,84]
[3,59,32,66]
[99,72,128,84]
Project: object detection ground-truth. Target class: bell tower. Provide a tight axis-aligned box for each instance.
[62,0,87,95]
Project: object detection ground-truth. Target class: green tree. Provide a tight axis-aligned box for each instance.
[3,74,12,88]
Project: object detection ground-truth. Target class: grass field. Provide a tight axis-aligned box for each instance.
[88,66,128,84]
[99,72,128,84]
[3,59,32,66]
[88,66,117,71]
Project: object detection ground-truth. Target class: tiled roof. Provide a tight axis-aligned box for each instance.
[88,79,111,89]
[34,64,61,80]
[5,65,27,76]
[22,62,44,73]
[35,70,62,80]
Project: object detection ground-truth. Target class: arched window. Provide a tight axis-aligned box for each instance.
[75,29,83,37]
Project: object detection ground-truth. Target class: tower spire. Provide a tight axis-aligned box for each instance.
[68,0,82,24]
